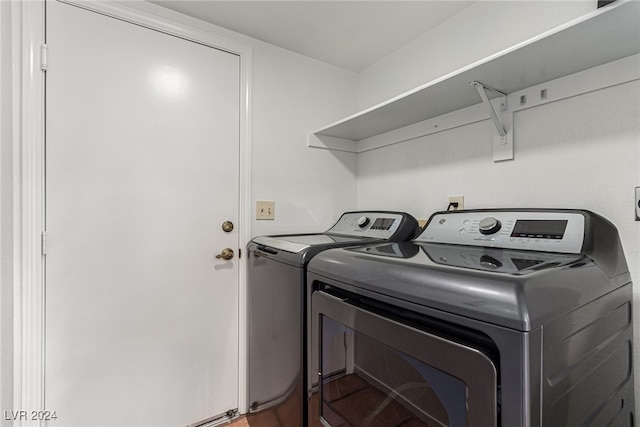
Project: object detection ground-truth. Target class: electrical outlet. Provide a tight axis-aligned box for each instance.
[256,200,275,220]
[448,196,464,211]
[635,187,639,221]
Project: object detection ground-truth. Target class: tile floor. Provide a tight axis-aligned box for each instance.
[321,374,433,427]
[226,416,250,427]
[226,380,303,427]
[227,374,434,427]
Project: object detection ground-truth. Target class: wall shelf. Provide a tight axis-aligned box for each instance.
[309,0,640,153]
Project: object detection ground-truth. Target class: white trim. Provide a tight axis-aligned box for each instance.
[237,39,253,419]
[13,1,46,425]
[17,0,253,418]
[57,0,250,57]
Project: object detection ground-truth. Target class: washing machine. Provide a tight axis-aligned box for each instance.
[308,209,634,427]
[246,211,419,426]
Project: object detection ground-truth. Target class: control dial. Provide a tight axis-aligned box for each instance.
[357,216,370,228]
[480,255,503,269]
[479,217,502,235]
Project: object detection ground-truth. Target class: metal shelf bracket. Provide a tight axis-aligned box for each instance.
[470,81,507,136]
[470,81,513,162]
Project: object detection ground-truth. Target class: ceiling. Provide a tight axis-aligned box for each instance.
[149,1,475,72]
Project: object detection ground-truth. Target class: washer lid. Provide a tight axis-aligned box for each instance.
[252,234,372,253]
[251,210,420,254]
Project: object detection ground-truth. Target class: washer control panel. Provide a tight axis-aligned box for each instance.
[329,212,407,238]
[417,210,586,254]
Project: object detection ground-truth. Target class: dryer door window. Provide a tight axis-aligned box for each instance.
[312,291,498,427]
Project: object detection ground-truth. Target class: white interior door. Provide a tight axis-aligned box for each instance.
[45,2,240,426]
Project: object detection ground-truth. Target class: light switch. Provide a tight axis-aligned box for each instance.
[256,200,275,220]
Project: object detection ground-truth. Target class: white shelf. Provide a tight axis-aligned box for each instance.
[310,0,640,148]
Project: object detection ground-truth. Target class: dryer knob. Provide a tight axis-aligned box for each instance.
[480,255,503,269]
[357,216,370,228]
[479,217,502,235]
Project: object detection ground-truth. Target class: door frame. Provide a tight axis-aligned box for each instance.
[12,0,252,421]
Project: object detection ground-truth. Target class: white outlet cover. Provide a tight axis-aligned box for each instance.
[448,196,464,211]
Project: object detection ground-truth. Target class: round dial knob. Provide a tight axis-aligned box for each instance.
[357,216,370,228]
[480,255,503,269]
[479,217,502,235]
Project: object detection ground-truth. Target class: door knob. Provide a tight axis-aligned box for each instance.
[222,221,234,232]
[216,248,234,260]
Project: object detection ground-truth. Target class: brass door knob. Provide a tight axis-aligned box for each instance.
[216,248,234,261]
[222,221,234,232]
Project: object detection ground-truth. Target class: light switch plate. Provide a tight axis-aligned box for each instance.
[635,187,639,221]
[256,200,275,220]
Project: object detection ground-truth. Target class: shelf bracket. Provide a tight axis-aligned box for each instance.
[470,81,513,162]
[470,81,507,136]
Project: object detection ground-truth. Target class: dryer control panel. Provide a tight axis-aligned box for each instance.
[417,210,586,254]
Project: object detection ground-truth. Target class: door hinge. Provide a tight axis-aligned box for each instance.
[40,44,48,71]
[41,231,47,256]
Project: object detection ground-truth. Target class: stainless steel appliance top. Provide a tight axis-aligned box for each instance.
[307,209,630,331]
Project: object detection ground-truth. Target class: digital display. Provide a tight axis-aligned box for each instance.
[371,218,395,230]
[511,220,568,239]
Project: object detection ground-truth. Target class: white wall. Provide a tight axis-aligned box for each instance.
[249,44,358,237]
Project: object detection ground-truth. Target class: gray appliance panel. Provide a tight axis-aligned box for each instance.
[247,250,302,417]
[307,209,631,331]
[309,271,634,427]
[308,242,628,331]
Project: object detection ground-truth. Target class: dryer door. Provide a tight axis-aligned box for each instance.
[312,291,498,427]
